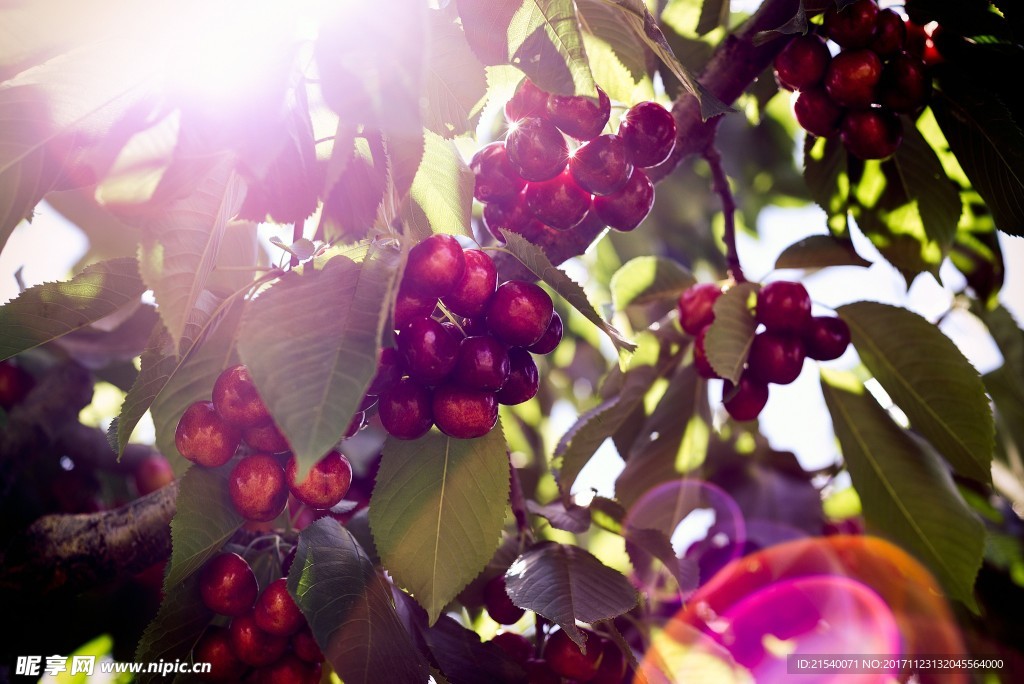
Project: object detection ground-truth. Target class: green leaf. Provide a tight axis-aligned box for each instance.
[319,127,388,244]
[696,0,730,36]
[238,249,401,479]
[423,9,488,138]
[404,130,475,239]
[500,230,636,353]
[838,302,994,483]
[289,518,430,684]
[138,157,246,356]
[704,282,758,384]
[577,0,649,84]
[892,122,962,255]
[0,257,145,360]
[164,462,245,590]
[610,256,695,312]
[504,542,638,647]
[508,0,596,97]
[932,78,1024,236]
[821,369,985,608]
[774,235,871,270]
[803,135,850,235]
[134,572,211,684]
[369,426,510,624]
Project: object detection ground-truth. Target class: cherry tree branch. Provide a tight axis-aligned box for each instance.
[704,145,746,283]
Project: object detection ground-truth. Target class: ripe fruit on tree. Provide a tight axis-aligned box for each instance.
[569,133,633,196]
[378,378,434,440]
[878,51,931,113]
[490,632,532,663]
[441,248,498,317]
[841,108,903,160]
[756,281,812,333]
[774,34,831,91]
[825,49,883,108]
[486,281,554,347]
[134,454,174,495]
[483,575,525,625]
[253,577,305,636]
[823,0,880,48]
[804,316,852,360]
[453,335,510,391]
[229,453,289,522]
[398,317,459,386]
[199,552,259,617]
[870,8,907,56]
[291,625,323,663]
[258,652,322,684]
[590,638,628,684]
[175,401,241,468]
[528,312,563,355]
[471,142,526,204]
[212,364,271,428]
[194,627,246,683]
[722,373,770,422]
[228,612,288,666]
[546,85,610,141]
[285,451,352,509]
[506,117,569,182]
[593,167,655,232]
[544,628,603,681]
[693,326,720,380]
[618,101,677,168]
[404,234,466,298]
[505,78,548,122]
[793,88,843,138]
[496,348,540,405]
[747,331,807,385]
[677,282,722,335]
[524,169,592,230]
[432,385,499,439]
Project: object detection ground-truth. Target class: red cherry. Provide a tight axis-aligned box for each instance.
[693,326,721,380]
[878,52,931,113]
[175,401,241,468]
[505,78,549,122]
[379,378,433,440]
[403,234,467,298]
[524,168,592,230]
[490,632,533,664]
[212,364,271,428]
[367,347,405,395]
[243,421,290,453]
[398,317,459,385]
[677,283,722,335]
[432,385,499,439]
[199,552,259,617]
[194,627,247,683]
[544,628,603,681]
[291,624,324,663]
[454,335,511,391]
[823,0,880,48]
[525,658,562,684]
[442,249,497,317]
[527,312,563,355]
[756,281,812,333]
[257,653,322,684]
[0,360,33,410]
[841,109,902,160]
[229,453,289,522]
[747,331,807,385]
[774,34,831,91]
[134,454,174,495]
[486,281,554,347]
[393,286,437,330]
[228,613,288,666]
[253,577,305,636]
[471,142,527,203]
[590,638,628,684]
[825,49,882,109]
[483,575,525,625]
[496,348,539,405]
[286,451,353,509]
[482,193,545,242]
[619,101,677,168]
[592,167,654,231]
[546,85,611,141]
[803,316,852,360]
[793,88,844,138]
[870,8,907,56]
[569,134,633,196]
[506,117,569,181]
[722,373,770,421]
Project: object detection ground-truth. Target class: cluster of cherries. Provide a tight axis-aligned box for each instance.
[193,551,322,683]
[775,0,935,160]
[473,79,677,238]
[175,364,354,524]
[368,234,562,441]
[678,281,851,421]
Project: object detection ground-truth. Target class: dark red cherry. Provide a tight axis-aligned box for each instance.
[212,365,271,428]
[506,117,568,181]
[505,78,549,122]
[194,626,247,682]
[544,628,603,681]
[243,421,290,453]
[496,348,539,405]
[486,281,554,347]
[398,318,458,385]
[524,169,591,230]
[367,347,404,395]
[253,577,305,636]
[393,286,437,330]
[823,0,880,48]
[0,360,33,410]
[286,450,353,509]
[619,101,676,168]
[774,34,831,91]
[677,282,722,335]
[722,373,770,422]
[593,168,654,231]
[756,281,812,333]
[442,249,498,317]
[379,378,433,440]
[870,8,907,56]
[483,193,544,242]
[291,625,323,663]
[747,332,806,385]
[803,316,852,360]
[404,234,467,298]
[841,109,902,160]
[258,653,321,684]
[490,632,532,664]
[228,613,288,666]
[199,552,259,617]
[546,85,611,141]
[793,88,844,138]
[229,453,289,522]
[693,326,721,380]
[175,401,241,468]
[454,335,511,391]
[569,134,633,196]
[825,49,882,109]
[878,52,931,113]
[471,142,527,203]
[590,638,628,684]
[432,385,499,439]
[483,575,525,625]
[527,312,562,355]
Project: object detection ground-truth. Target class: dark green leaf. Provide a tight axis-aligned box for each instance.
[134,572,211,684]
[164,463,245,589]
[821,369,984,608]
[838,302,994,483]
[774,235,871,270]
[510,0,597,97]
[972,304,1024,378]
[704,282,758,383]
[576,0,649,89]
[370,426,510,624]
[610,256,696,311]
[500,230,636,353]
[696,0,730,36]
[892,122,962,255]
[504,542,638,647]
[289,518,430,684]
[0,257,145,360]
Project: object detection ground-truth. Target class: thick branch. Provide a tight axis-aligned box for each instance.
[0,481,178,596]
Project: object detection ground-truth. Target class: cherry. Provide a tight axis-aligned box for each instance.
[175,401,241,468]
[0,360,33,410]
[442,249,498,317]
[368,347,404,395]
[546,85,610,141]
[544,628,603,681]
[505,78,549,122]
[793,88,844,138]
[228,612,288,666]
[212,365,271,428]
[870,8,907,56]
[253,577,305,636]
[747,332,806,385]
[291,625,323,663]
[393,286,437,330]
[379,378,433,440]
[524,168,592,230]
[398,317,459,385]
[878,52,931,113]
[774,34,831,91]
[590,638,628,684]
[483,575,524,625]
[490,632,532,664]
[756,281,812,333]
[199,552,259,617]
[569,134,633,196]
[677,282,722,335]
[404,234,466,298]
[454,335,511,391]
[229,453,289,522]
[505,117,569,182]
[471,142,527,203]
[841,108,902,160]
[486,281,554,347]
[256,653,322,684]
[592,167,654,231]
[343,411,366,438]
[483,193,544,242]
[804,316,852,360]
[286,451,353,509]
[722,373,770,422]
[194,626,247,683]
[693,326,720,380]
[527,312,563,355]
[825,49,882,109]
[243,421,290,453]
[496,348,540,405]
[823,0,880,48]
[134,454,174,495]
[525,658,562,684]
[618,101,676,168]
[433,385,499,439]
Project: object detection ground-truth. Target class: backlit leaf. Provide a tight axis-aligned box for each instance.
[774,235,871,270]
[405,130,475,239]
[704,281,758,384]
[610,256,696,311]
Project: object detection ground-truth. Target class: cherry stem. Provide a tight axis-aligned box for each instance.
[704,145,746,284]
[508,456,532,544]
